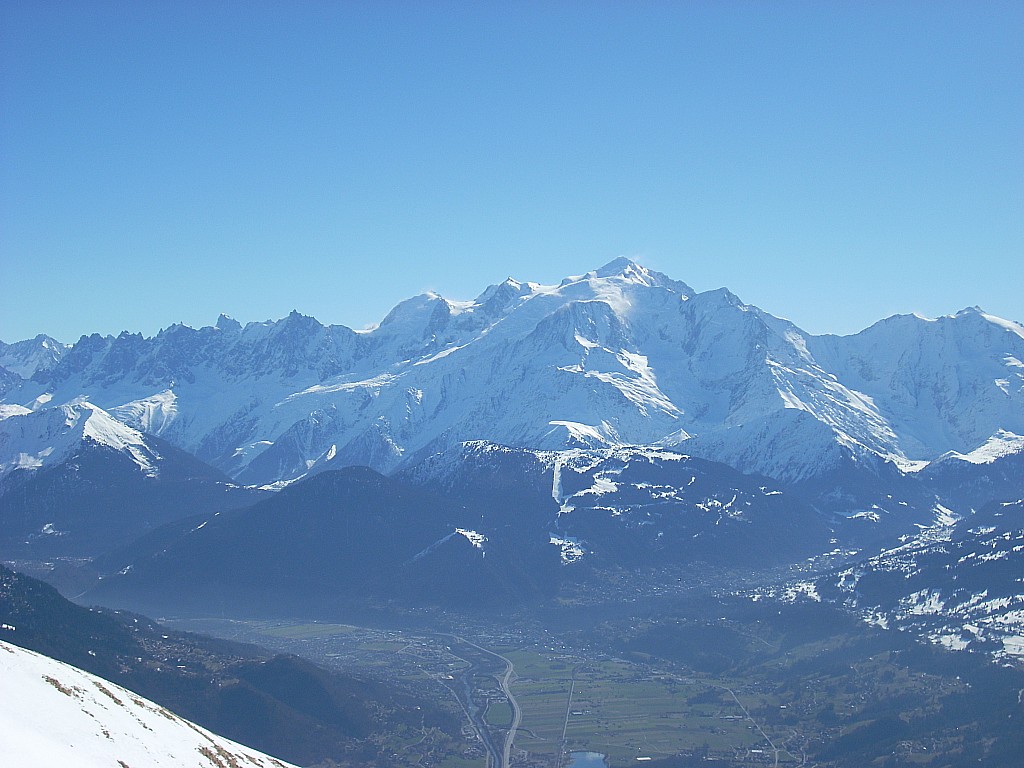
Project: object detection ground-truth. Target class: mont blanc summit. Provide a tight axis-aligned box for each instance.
[1,259,1021,493]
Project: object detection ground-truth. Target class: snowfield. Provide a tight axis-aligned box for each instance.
[0,640,296,768]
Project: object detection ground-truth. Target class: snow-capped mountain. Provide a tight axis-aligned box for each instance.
[2,259,1022,496]
[0,639,297,768]
[0,334,67,382]
[919,431,1024,511]
[0,401,160,480]
[807,309,1024,462]
[0,401,260,559]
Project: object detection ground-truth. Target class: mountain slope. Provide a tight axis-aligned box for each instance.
[0,639,298,768]
[796,499,1024,665]
[87,465,564,617]
[0,402,262,559]
[807,308,1024,460]
[0,401,162,479]
[919,431,1024,511]
[0,564,459,765]
[403,441,834,568]
[87,443,839,618]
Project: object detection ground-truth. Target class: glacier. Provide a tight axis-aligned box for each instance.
[1,258,1021,491]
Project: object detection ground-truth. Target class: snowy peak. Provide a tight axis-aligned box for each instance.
[0,402,159,480]
[932,430,1024,466]
[0,334,68,379]
[111,390,179,437]
[855,305,1022,340]
[548,259,694,304]
[698,285,745,309]
[595,255,641,277]
[375,293,447,333]
[593,256,656,284]
[974,309,1024,340]
[806,303,1024,460]
[473,276,536,316]
[0,640,298,768]
[951,305,1024,337]
[80,405,158,472]
[215,313,242,333]
[582,256,687,292]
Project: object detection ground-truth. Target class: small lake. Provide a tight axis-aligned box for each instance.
[567,752,608,768]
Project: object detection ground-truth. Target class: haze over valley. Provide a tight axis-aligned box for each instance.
[2,261,1024,766]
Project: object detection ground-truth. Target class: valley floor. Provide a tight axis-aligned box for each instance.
[163,573,1024,768]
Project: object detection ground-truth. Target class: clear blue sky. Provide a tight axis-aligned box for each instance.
[2,1,1021,343]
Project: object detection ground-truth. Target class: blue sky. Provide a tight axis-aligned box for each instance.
[2,1,1021,343]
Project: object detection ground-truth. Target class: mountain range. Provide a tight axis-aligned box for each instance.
[2,258,1020,496]
[2,259,1023,664]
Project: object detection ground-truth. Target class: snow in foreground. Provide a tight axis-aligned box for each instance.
[0,640,295,768]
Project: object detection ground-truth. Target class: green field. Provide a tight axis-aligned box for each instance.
[485,699,513,728]
[503,650,770,765]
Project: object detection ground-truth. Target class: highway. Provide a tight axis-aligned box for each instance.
[497,648,522,768]
[450,635,522,768]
